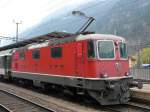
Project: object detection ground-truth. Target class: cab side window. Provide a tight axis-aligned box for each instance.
[88,41,95,58]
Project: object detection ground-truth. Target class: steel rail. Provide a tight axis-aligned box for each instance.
[103,102,150,112]
[127,102,150,112]
[0,90,56,112]
[0,104,12,112]
[103,107,122,112]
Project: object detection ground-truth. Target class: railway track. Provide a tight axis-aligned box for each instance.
[127,101,150,112]
[0,104,11,112]
[0,82,99,112]
[0,90,55,112]
[104,101,150,112]
[0,82,150,112]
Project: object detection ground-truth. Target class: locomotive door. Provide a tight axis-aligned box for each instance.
[75,42,84,77]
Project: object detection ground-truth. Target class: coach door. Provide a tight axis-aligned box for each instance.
[75,42,84,77]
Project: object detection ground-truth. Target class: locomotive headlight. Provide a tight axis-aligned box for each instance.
[101,73,108,78]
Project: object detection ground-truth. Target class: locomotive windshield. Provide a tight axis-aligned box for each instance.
[97,41,114,59]
[120,42,127,58]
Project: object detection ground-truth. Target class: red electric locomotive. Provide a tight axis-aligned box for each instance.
[10,32,142,105]
[0,14,142,105]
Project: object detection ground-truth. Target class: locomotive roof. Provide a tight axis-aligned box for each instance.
[76,34,125,42]
[24,33,125,50]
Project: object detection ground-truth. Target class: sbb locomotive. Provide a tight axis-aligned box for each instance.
[0,32,142,105]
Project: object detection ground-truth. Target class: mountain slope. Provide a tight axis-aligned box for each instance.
[20,0,150,45]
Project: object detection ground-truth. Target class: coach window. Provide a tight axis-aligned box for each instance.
[88,40,95,58]
[19,52,25,60]
[51,47,62,58]
[32,50,40,59]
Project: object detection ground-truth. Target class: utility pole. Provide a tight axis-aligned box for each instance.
[13,20,22,43]
[137,39,142,68]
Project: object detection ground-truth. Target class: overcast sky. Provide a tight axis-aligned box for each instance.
[0,0,94,37]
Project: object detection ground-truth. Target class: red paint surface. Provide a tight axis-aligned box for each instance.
[12,36,129,79]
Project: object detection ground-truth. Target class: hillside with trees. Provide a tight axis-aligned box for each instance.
[140,47,150,64]
[20,0,150,46]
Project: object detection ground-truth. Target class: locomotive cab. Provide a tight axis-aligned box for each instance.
[97,40,128,78]
[86,35,129,79]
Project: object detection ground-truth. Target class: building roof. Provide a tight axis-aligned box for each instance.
[0,32,126,51]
